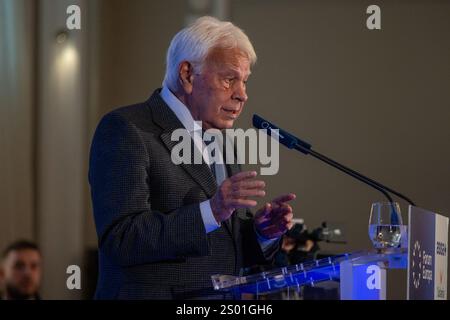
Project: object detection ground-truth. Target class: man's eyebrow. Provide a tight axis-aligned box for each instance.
[222,67,251,78]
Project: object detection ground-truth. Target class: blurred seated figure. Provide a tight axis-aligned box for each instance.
[241,221,344,300]
[274,222,318,267]
[274,220,346,268]
[0,240,42,300]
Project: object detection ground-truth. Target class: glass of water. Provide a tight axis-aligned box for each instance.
[369,202,404,249]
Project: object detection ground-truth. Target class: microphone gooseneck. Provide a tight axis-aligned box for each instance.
[253,114,416,210]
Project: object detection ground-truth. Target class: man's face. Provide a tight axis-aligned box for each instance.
[187,47,251,130]
[2,249,42,299]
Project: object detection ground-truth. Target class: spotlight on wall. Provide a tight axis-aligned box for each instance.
[56,30,69,44]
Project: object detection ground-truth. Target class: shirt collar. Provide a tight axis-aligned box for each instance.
[159,86,202,133]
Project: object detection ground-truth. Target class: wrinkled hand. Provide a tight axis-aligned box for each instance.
[254,193,296,240]
[210,171,266,223]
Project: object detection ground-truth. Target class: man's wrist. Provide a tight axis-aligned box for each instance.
[209,197,221,224]
[254,223,280,255]
[200,200,221,233]
[254,223,280,242]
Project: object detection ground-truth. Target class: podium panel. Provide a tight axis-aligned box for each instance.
[212,249,406,300]
[211,206,448,300]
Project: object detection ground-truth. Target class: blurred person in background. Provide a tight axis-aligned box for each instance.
[0,240,42,300]
[274,223,319,267]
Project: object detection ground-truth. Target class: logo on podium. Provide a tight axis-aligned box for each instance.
[407,206,448,300]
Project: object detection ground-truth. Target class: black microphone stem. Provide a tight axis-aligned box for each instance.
[294,144,416,207]
[252,114,416,214]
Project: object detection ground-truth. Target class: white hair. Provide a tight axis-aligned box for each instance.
[162,16,257,92]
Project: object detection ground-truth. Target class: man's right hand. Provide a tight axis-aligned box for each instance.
[210,171,266,223]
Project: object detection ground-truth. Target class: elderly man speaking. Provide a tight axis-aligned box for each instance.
[89,16,296,300]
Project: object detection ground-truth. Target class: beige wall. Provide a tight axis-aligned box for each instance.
[0,0,36,249]
[96,0,186,116]
[36,0,89,300]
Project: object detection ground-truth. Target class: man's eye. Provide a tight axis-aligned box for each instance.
[15,262,25,271]
[223,78,234,88]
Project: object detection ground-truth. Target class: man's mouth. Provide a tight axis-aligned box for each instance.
[221,107,239,118]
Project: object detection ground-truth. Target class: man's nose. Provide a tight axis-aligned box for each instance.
[232,82,248,103]
[22,265,36,275]
[21,267,32,276]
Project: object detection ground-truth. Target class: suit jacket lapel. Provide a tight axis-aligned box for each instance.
[148,89,246,246]
[147,90,217,199]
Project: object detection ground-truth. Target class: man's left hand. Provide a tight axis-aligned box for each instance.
[254,193,296,240]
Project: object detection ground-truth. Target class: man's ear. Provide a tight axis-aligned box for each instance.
[178,61,195,94]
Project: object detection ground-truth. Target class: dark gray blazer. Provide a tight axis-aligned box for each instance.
[88,89,275,299]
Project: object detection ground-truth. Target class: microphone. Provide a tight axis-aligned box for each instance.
[253,114,312,153]
[253,114,416,208]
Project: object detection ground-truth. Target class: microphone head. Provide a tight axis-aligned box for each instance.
[252,114,312,153]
